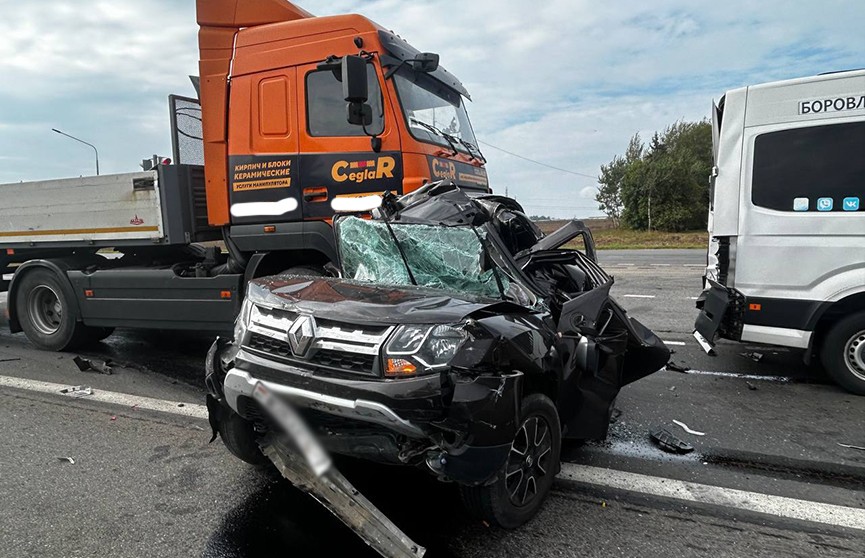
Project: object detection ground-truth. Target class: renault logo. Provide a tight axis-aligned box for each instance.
[288,315,316,357]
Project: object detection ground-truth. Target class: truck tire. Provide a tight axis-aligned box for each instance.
[15,269,91,351]
[459,393,561,529]
[281,265,325,277]
[218,410,268,466]
[820,312,865,396]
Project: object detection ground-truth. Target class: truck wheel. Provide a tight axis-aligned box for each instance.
[15,269,90,351]
[281,265,325,277]
[821,312,865,395]
[459,393,561,529]
[219,410,268,466]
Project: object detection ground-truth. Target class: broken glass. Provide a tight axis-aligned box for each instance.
[337,217,508,298]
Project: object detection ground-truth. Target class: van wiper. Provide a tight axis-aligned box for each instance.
[410,118,460,156]
[382,219,418,286]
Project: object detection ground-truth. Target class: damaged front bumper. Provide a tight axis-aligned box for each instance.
[694,279,746,349]
[211,344,522,486]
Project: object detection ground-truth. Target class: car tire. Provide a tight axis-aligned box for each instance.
[15,269,91,352]
[820,312,865,396]
[218,410,268,466]
[459,393,562,529]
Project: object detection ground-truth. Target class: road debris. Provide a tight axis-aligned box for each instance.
[837,442,865,452]
[59,385,93,397]
[0,357,22,363]
[666,361,690,373]
[73,356,113,375]
[672,419,706,436]
[741,352,764,362]
[649,427,694,454]
[253,381,425,558]
[746,381,758,391]
[56,456,75,465]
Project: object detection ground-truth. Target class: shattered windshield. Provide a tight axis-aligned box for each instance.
[337,216,506,299]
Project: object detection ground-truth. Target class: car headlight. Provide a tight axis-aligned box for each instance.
[383,324,467,377]
[234,297,253,344]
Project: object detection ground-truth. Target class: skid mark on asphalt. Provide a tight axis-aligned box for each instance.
[559,464,865,532]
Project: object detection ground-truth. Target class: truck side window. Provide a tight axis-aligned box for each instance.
[306,67,384,137]
[752,121,865,211]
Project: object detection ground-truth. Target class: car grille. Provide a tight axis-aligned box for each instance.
[244,305,392,377]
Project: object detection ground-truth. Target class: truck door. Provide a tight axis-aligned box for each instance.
[298,62,402,220]
[227,68,302,225]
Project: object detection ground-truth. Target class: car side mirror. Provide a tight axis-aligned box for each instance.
[409,52,439,73]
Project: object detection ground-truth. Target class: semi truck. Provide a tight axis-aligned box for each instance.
[694,69,865,395]
[1,0,489,352]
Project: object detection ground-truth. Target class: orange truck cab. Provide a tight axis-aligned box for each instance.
[1,0,492,352]
[197,0,488,264]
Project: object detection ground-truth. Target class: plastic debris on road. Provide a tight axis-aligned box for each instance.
[73,356,113,375]
[649,427,694,454]
[56,457,75,465]
[741,352,764,362]
[837,442,865,452]
[59,385,93,397]
[672,419,706,436]
[665,361,690,373]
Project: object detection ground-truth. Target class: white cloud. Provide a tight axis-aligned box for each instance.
[1,1,863,215]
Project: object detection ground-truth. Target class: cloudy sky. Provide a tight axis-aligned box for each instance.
[1,1,863,218]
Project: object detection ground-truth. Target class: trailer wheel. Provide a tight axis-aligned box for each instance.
[15,269,90,351]
[459,394,561,529]
[821,312,865,396]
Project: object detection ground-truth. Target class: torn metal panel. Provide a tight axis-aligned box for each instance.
[261,434,426,558]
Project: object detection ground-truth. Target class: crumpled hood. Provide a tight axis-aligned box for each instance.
[247,275,528,325]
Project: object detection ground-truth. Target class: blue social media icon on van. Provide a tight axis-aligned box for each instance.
[843,197,860,211]
[817,197,833,211]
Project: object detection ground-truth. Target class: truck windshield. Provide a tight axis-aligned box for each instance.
[393,71,479,155]
[337,216,505,299]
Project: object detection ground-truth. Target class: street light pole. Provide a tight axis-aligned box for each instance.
[52,128,100,175]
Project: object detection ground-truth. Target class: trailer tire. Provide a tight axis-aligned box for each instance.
[15,269,90,352]
[459,394,561,529]
[820,312,865,396]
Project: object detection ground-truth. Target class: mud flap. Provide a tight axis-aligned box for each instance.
[694,279,738,349]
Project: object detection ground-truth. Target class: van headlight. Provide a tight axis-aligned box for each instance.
[382,324,467,377]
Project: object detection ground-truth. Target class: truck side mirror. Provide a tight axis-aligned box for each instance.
[342,55,368,103]
[346,102,373,127]
[410,52,439,73]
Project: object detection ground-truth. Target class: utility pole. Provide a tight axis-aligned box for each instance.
[52,128,100,175]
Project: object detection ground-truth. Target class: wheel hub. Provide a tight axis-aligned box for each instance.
[27,285,63,336]
[505,415,553,507]
[844,330,865,381]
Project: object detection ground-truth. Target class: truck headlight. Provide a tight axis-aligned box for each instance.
[383,324,467,377]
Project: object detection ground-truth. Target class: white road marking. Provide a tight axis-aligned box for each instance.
[683,264,705,267]
[661,341,686,346]
[623,294,656,299]
[559,464,865,532]
[7,372,862,531]
[650,264,672,267]
[672,369,791,382]
[0,375,207,419]
[689,296,700,300]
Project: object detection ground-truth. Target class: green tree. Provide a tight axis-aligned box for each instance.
[606,120,712,231]
[596,134,643,225]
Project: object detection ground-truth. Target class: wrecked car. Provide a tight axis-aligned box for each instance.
[206,183,669,529]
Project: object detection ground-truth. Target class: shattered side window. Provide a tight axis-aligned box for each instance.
[337,217,507,299]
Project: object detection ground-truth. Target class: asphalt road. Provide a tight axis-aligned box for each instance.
[2,249,864,557]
